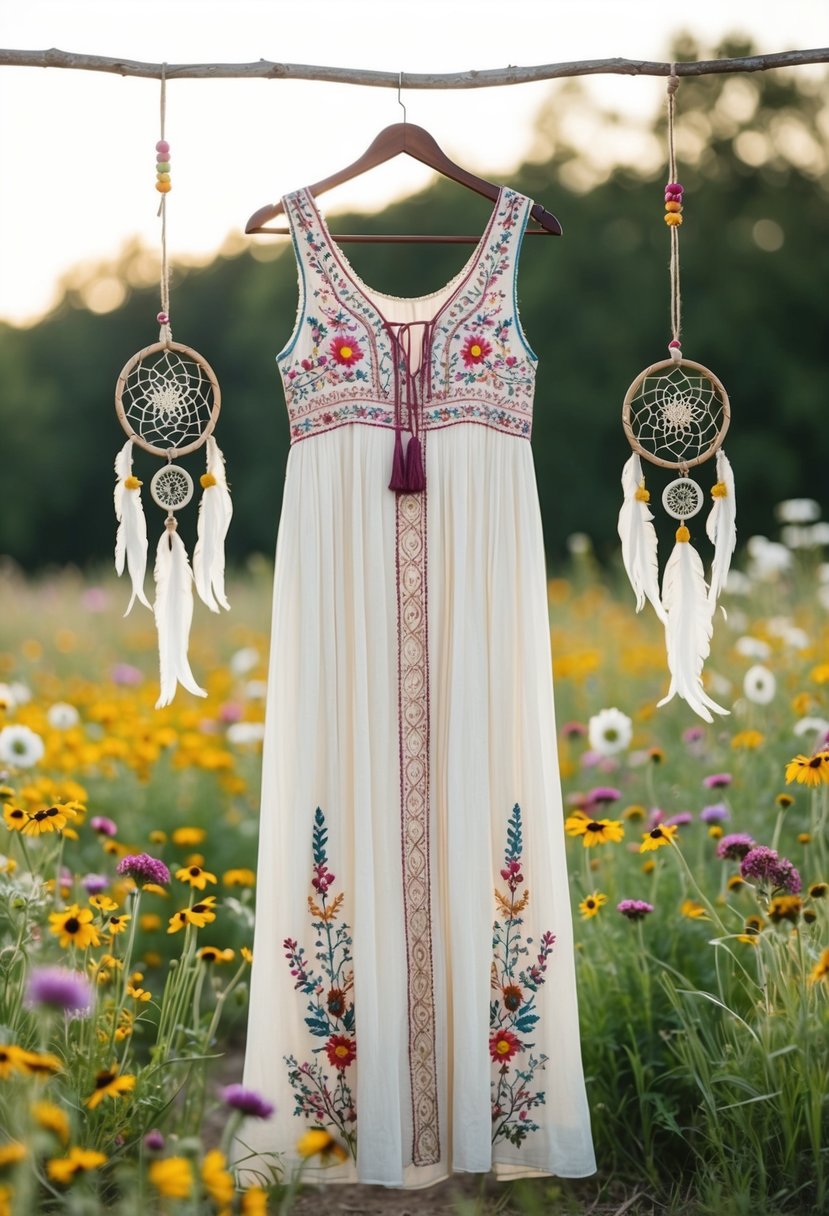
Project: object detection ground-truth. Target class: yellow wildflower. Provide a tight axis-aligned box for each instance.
[223,868,256,887]
[2,806,28,832]
[786,752,829,786]
[175,864,218,891]
[296,1127,349,1163]
[104,914,131,936]
[171,827,206,847]
[17,1050,62,1079]
[167,896,218,934]
[46,1147,107,1184]
[0,1143,26,1170]
[639,824,679,852]
[148,1156,193,1199]
[198,946,235,964]
[241,946,253,964]
[84,1067,135,1110]
[564,816,624,846]
[140,914,162,931]
[49,905,100,951]
[202,1149,235,1209]
[578,892,607,919]
[808,947,829,984]
[731,730,765,750]
[241,1187,269,1215]
[88,895,118,913]
[680,900,708,920]
[31,1100,70,1144]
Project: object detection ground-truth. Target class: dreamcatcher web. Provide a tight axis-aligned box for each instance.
[628,364,727,467]
[118,346,217,455]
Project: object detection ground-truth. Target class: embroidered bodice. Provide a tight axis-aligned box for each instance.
[277,186,538,449]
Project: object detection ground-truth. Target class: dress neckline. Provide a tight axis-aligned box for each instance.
[301,185,505,331]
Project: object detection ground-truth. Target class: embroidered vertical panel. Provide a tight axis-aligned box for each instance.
[395,487,440,1166]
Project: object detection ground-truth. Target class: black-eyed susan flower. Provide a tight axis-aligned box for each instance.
[731,730,765,750]
[296,1128,350,1163]
[21,802,80,837]
[622,804,647,821]
[31,1100,70,1144]
[17,1050,62,1079]
[223,868,256,887]
[167,896,218,934]
[727,875,747,892]
[201,1149,235,1209]
[48,905,100,951]
[776,793,795,809]
[0,1045,29,1079]
[88,895,118,913]
[565,816,624,846]
[84,1067,135,1109]
[175,864,218,891]
[198,946,235,964]
[744,915,765,936]
[809,883,827,900]
[579,892,607,919]
[768,895,802,924]
[0,1142,26,1170]
[2,805,28,832]
[680,900,708,920]
[171,827,206,847]
[785,752,829,787]
[641,858,656,874]
[808,947,829,984]
[148,1156,193,1199]
[798,833,812,845]
[46,1147,107,1184]
[241,1186,269,1214]
[104,914,131,937]
[639,824,678,853]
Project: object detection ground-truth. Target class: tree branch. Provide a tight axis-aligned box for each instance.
[0,47,828,87]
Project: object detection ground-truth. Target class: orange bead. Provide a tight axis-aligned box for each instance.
[665,201,683,212]
[155,181,172,193]
[664,213,682,226]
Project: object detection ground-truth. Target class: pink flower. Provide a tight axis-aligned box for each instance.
[461,335,492,367]
[329,337,364,367]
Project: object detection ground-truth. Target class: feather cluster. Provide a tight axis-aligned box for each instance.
[618,449,736,723]
[113,437,232,708]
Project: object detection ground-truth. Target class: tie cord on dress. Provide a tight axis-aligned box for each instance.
[386,319,435,494]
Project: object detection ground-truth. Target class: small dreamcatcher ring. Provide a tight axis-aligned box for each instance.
[662,476,704,520]
[622,357,730,471]
[151,464,194,511]
[115,340,221,459]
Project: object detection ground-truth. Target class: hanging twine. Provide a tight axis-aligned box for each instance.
[665,64,683,361]
[156,63,172,346]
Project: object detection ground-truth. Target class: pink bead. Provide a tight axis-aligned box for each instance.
[157,311,169,324]
[668,340,681,349]
[666,181,683,192]
[156,152,171,162]
[156,140,170,154]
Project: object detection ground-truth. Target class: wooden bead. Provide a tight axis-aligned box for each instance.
[664,212,682,226]
[665,201,683,212]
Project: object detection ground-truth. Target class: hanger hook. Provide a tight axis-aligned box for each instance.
[398,71,407,124]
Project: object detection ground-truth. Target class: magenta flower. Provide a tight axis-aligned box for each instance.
[586,786,622,809]
[740,846,801,894]
[90,816,118,837]
[664,812,694,827]
[700,803,730,823]
[116,853,171,886]
[703,773,732,789]
[617,899,654,921]
[716,833,756,861]
[24,966,93,1016]
[111,663,143,687]
[561,721,587,739]
[220,1084,275,1119]
[81,873,109,895]
[143,1130,165,1152]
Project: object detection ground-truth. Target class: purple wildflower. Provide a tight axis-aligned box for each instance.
[683,726,706,744]
[90,816,118,837]
[665,812,694,827]
[700,803,730,823]
[561,721,587,739]
[740,846,801,894]
[704,773,732,789]
[24,966,93,1016]
[143,1130,165,1152]
[111,663,143,686]
[586,786,622,809]
[81,873,109,895]
[116,853,171,886]
[220,1084,275,1120]
[617,899,654,921]
[716,833,756,861]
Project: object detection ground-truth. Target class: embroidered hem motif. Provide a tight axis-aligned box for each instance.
[283,807,357,1160]
[395,486,440,1166]
[490,803,555,1147]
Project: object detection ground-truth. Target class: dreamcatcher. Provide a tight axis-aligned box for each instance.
[113,68,231,707]
[618,68,736,723]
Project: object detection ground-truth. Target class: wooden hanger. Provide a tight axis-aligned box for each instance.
[245,122,562,242]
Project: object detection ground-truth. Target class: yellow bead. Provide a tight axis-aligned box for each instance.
[664,213,682,226]
[665,201,682,213]
[156,172,171,182]
[676,525,690,542]
[155,181,172,193]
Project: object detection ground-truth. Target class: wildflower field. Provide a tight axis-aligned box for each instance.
[0,519,827,1216]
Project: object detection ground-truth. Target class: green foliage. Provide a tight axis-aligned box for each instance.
[1,36,827,571]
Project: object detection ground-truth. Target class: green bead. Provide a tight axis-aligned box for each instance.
[156,161,171,173]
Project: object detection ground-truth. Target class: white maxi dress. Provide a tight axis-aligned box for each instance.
[235,185,596,1189]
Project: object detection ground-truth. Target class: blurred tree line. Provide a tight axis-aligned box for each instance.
[1,35,827,574]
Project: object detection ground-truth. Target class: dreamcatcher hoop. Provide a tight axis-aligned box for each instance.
[115,340,221,458]
[622,357,730,471]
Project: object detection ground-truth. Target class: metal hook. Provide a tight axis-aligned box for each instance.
[398,71,407,124]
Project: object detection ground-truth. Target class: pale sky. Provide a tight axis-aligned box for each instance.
[0,0,825,324]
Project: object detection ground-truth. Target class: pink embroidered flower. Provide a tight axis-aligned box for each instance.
[329,337,364,367]
[461,335,492,367]
[489,1029,521,1063]
[325,1034,356,1070]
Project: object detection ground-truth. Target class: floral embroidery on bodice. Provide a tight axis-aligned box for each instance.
[277,186,538,444]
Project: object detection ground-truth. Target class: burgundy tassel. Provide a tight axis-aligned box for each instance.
[404,434,426,492]
[388,428,407,492]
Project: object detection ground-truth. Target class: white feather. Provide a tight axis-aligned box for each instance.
[657,531,729,723]
[193,436,233,612]
[705,449,737,606]
[617,453,667,624]
[153,524,207,708]
[113,440,151,614]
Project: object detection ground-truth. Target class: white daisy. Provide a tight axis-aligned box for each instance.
[743,665,776,705]
[0,725,45,769]
[724,570,752,596]
[226,722,266,746]
[47,702,80,730]
[9,683,31,706]
[775,498,820,524]
[0,685,16,712]
[793,716,829,739]
[734,636,772,660]
[587,707,633,757]
[243,680,268,702]
[746,537,793,580]
[230,647,260,676]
